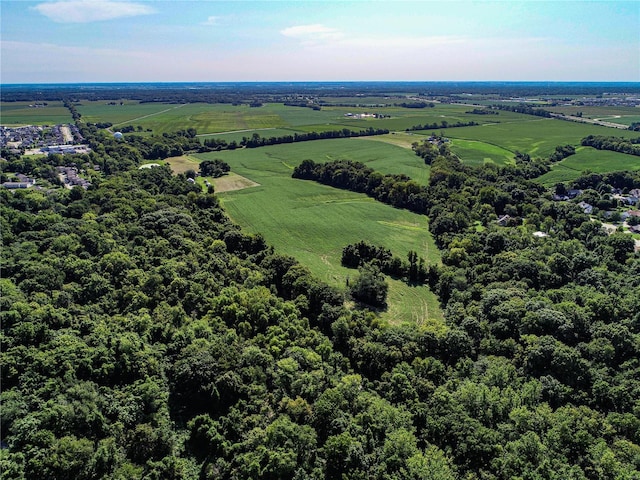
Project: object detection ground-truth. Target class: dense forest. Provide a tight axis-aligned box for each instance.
[2,101,640,479]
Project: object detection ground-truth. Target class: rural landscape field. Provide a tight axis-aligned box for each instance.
[3,81,640,479]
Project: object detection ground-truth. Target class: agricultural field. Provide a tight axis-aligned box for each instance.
[537,146,640,185]
[428,117,640,158]
[545,105,640,126]
[449,138,515,166]
[75,100,178,126]
[193,141,443,325]
[0,101,71,125]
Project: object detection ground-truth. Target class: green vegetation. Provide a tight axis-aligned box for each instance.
[0,101,72,125]
[3,87,640,480]
[195,141,442,324]
[449,138,515,166]
[438,118,640,157]
[537,146,640,185]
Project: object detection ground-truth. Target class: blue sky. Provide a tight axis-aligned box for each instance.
[1,0,638,83]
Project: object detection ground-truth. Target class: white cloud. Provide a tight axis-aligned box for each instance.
[281,24,464,50]
[280,24,344,42]
[201,16,219,26]
[32,0,155,23]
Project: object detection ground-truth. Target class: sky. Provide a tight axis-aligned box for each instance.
[1,0,639,83]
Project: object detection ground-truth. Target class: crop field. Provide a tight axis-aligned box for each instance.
[194,141,443,325]
[537,146,640,185]
[75,101,179,126]
[0,101,72,125]
[449,138,515,166]
[427,118,640,158]
[545,105,640,126]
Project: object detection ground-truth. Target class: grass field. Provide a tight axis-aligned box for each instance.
[429,118,640,158]
[537,146,640,185]
[1,101,72,125]
[449,138,515,166]
[193,141,443,325]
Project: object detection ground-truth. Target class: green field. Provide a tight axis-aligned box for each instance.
[430,118,640,158]
[194,140,443,325]
[449,138,515,166]
[537,146,640,185]
[0,101,72,125]
[75,101,540,138]
[545,105,640,126]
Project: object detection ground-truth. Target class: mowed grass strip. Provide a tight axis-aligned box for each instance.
[537,146,640,186]
[1,101,72,125]
[194,141,443,325]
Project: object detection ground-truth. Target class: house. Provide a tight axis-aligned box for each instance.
[533,231,549,238]
[577,201,593,214]
[496,214,511,226]
[629,225,640,234]
[567,189,583,199]
[2,182,30,189]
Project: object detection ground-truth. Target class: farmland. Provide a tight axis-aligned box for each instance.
[537,146,640,185]
[48,100,640,320]
[194,140,443,325]
[0,101,71,125]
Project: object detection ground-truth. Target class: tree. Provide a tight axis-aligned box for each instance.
[199,159,230,178]
[350,263,388,308]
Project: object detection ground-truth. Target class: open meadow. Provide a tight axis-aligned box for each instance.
[194,140,443,326]
[0,101,71,125]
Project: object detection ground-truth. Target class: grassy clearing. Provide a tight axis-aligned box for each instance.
[537,146,640,186]
[1,101,72,125]
[194,142,443,325]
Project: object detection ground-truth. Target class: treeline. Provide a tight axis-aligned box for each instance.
[283,101,321,110]
[293,159,430,214]
[492,103,553,117]
[242,127,389,148]
[549,144,576,162]
[395,102,435,108]
[342,240,429,284]
[465,108,499,115]
[581,134,640,156]
[405,120,478,131]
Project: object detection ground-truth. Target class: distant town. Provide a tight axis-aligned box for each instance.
[1,123,94,189]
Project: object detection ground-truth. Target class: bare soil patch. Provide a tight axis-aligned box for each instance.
[212,172,260,193]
